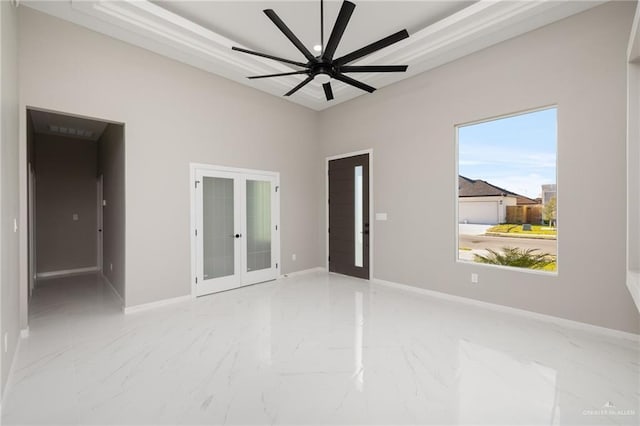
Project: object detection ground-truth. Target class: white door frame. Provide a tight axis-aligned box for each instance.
[189,163,281,297]
[97,174,104,271]
[325,149,374,279]
[28,162,36,297]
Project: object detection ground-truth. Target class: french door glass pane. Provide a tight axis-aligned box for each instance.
[203,177,234,279]
[246,180,272,272]
[355,166,363,267]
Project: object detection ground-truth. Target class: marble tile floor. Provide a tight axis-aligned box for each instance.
[1,271,638,425]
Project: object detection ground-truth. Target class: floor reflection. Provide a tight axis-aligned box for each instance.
[2,271,638,425]
[458,339,558,424]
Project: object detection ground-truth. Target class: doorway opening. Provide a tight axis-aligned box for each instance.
[25,108,125,313]
[326,150,373,280]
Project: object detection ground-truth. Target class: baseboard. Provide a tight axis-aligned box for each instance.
[36,266,99,279]
[123,268,326,315]
[373,278,640,342]
[101,273,124,309]
[1,330,24,408]
[124,294,192,315]
[280,266,326,279]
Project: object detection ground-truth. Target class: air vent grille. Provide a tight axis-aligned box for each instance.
[48,125,94,139]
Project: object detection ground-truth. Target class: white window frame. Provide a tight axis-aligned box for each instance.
[454,106,559,275]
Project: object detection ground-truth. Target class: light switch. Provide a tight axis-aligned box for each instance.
[375,213,388,221]
[103,200,107,206]
[72,214,79,221]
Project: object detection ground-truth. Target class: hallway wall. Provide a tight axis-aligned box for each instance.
[98,124,125,301]
[34,134,98,273]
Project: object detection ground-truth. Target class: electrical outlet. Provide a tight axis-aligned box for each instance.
[292,254,296,261]
[471,273,479,284]
[4,333,8,353]
[72,213,79,221]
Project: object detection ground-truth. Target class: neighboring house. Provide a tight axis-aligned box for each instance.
[458,176,538,224]
[541,184,557,205]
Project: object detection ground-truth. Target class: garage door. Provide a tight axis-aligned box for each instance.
[459,201,499,225]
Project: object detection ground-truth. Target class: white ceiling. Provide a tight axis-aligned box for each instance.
[21,0,606,111]
[152,1,474,62]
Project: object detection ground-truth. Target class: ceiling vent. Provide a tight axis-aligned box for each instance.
[48,124,94,139]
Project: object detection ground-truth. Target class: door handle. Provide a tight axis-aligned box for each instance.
[234,234,242,238]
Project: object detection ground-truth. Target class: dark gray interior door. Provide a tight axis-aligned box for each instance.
[328,154,370,279]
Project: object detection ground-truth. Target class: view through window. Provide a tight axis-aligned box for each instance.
[457,107,558,272]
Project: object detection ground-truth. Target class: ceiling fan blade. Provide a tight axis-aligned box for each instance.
[248,71,309,80]
[339,65,408,73]
[333,73,376,93]
[322,1,355,61]
[264,9,317,63]
[323,82,334,101]
[232,46,307,68]
[285,76,315,96]
[334,29,409,66]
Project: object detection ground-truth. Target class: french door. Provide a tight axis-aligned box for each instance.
[193,166,280,296]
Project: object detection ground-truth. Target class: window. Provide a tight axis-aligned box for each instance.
[456,107,558,272]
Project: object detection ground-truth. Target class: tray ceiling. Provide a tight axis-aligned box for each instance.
[21,0,605,111]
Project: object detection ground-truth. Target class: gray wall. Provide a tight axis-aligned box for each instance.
[1,0,20,395]
[16,2,639,335]
[98,124,125,300]
[19,7,321,307]
[319,2,640,334]
[34,134,98,273]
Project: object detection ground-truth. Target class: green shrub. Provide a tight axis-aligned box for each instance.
[474,247,555,270]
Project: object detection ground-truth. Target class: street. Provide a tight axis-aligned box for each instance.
[459,234,557,255]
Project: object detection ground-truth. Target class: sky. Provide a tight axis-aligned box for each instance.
[458,107,557,199]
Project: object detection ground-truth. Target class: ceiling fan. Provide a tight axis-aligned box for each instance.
[232,0,409,101]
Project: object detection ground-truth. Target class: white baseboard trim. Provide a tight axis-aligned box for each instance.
[373,278,640,342]
[101,273,124,309]
[124,294,192,315]
[1,330,24,406]
[36,266,100,279]
[280,266,326,279]
[123,268,327,315]
[20,328,29,339]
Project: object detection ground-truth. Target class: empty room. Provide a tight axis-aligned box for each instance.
[0,0,639,425]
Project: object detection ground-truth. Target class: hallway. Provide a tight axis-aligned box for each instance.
[1,271,638,425]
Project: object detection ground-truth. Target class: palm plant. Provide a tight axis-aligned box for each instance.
[474,247,555,269]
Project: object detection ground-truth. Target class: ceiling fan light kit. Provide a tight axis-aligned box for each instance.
[232,0,410,101]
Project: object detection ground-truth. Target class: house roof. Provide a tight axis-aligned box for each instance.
[458,176,538,205]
